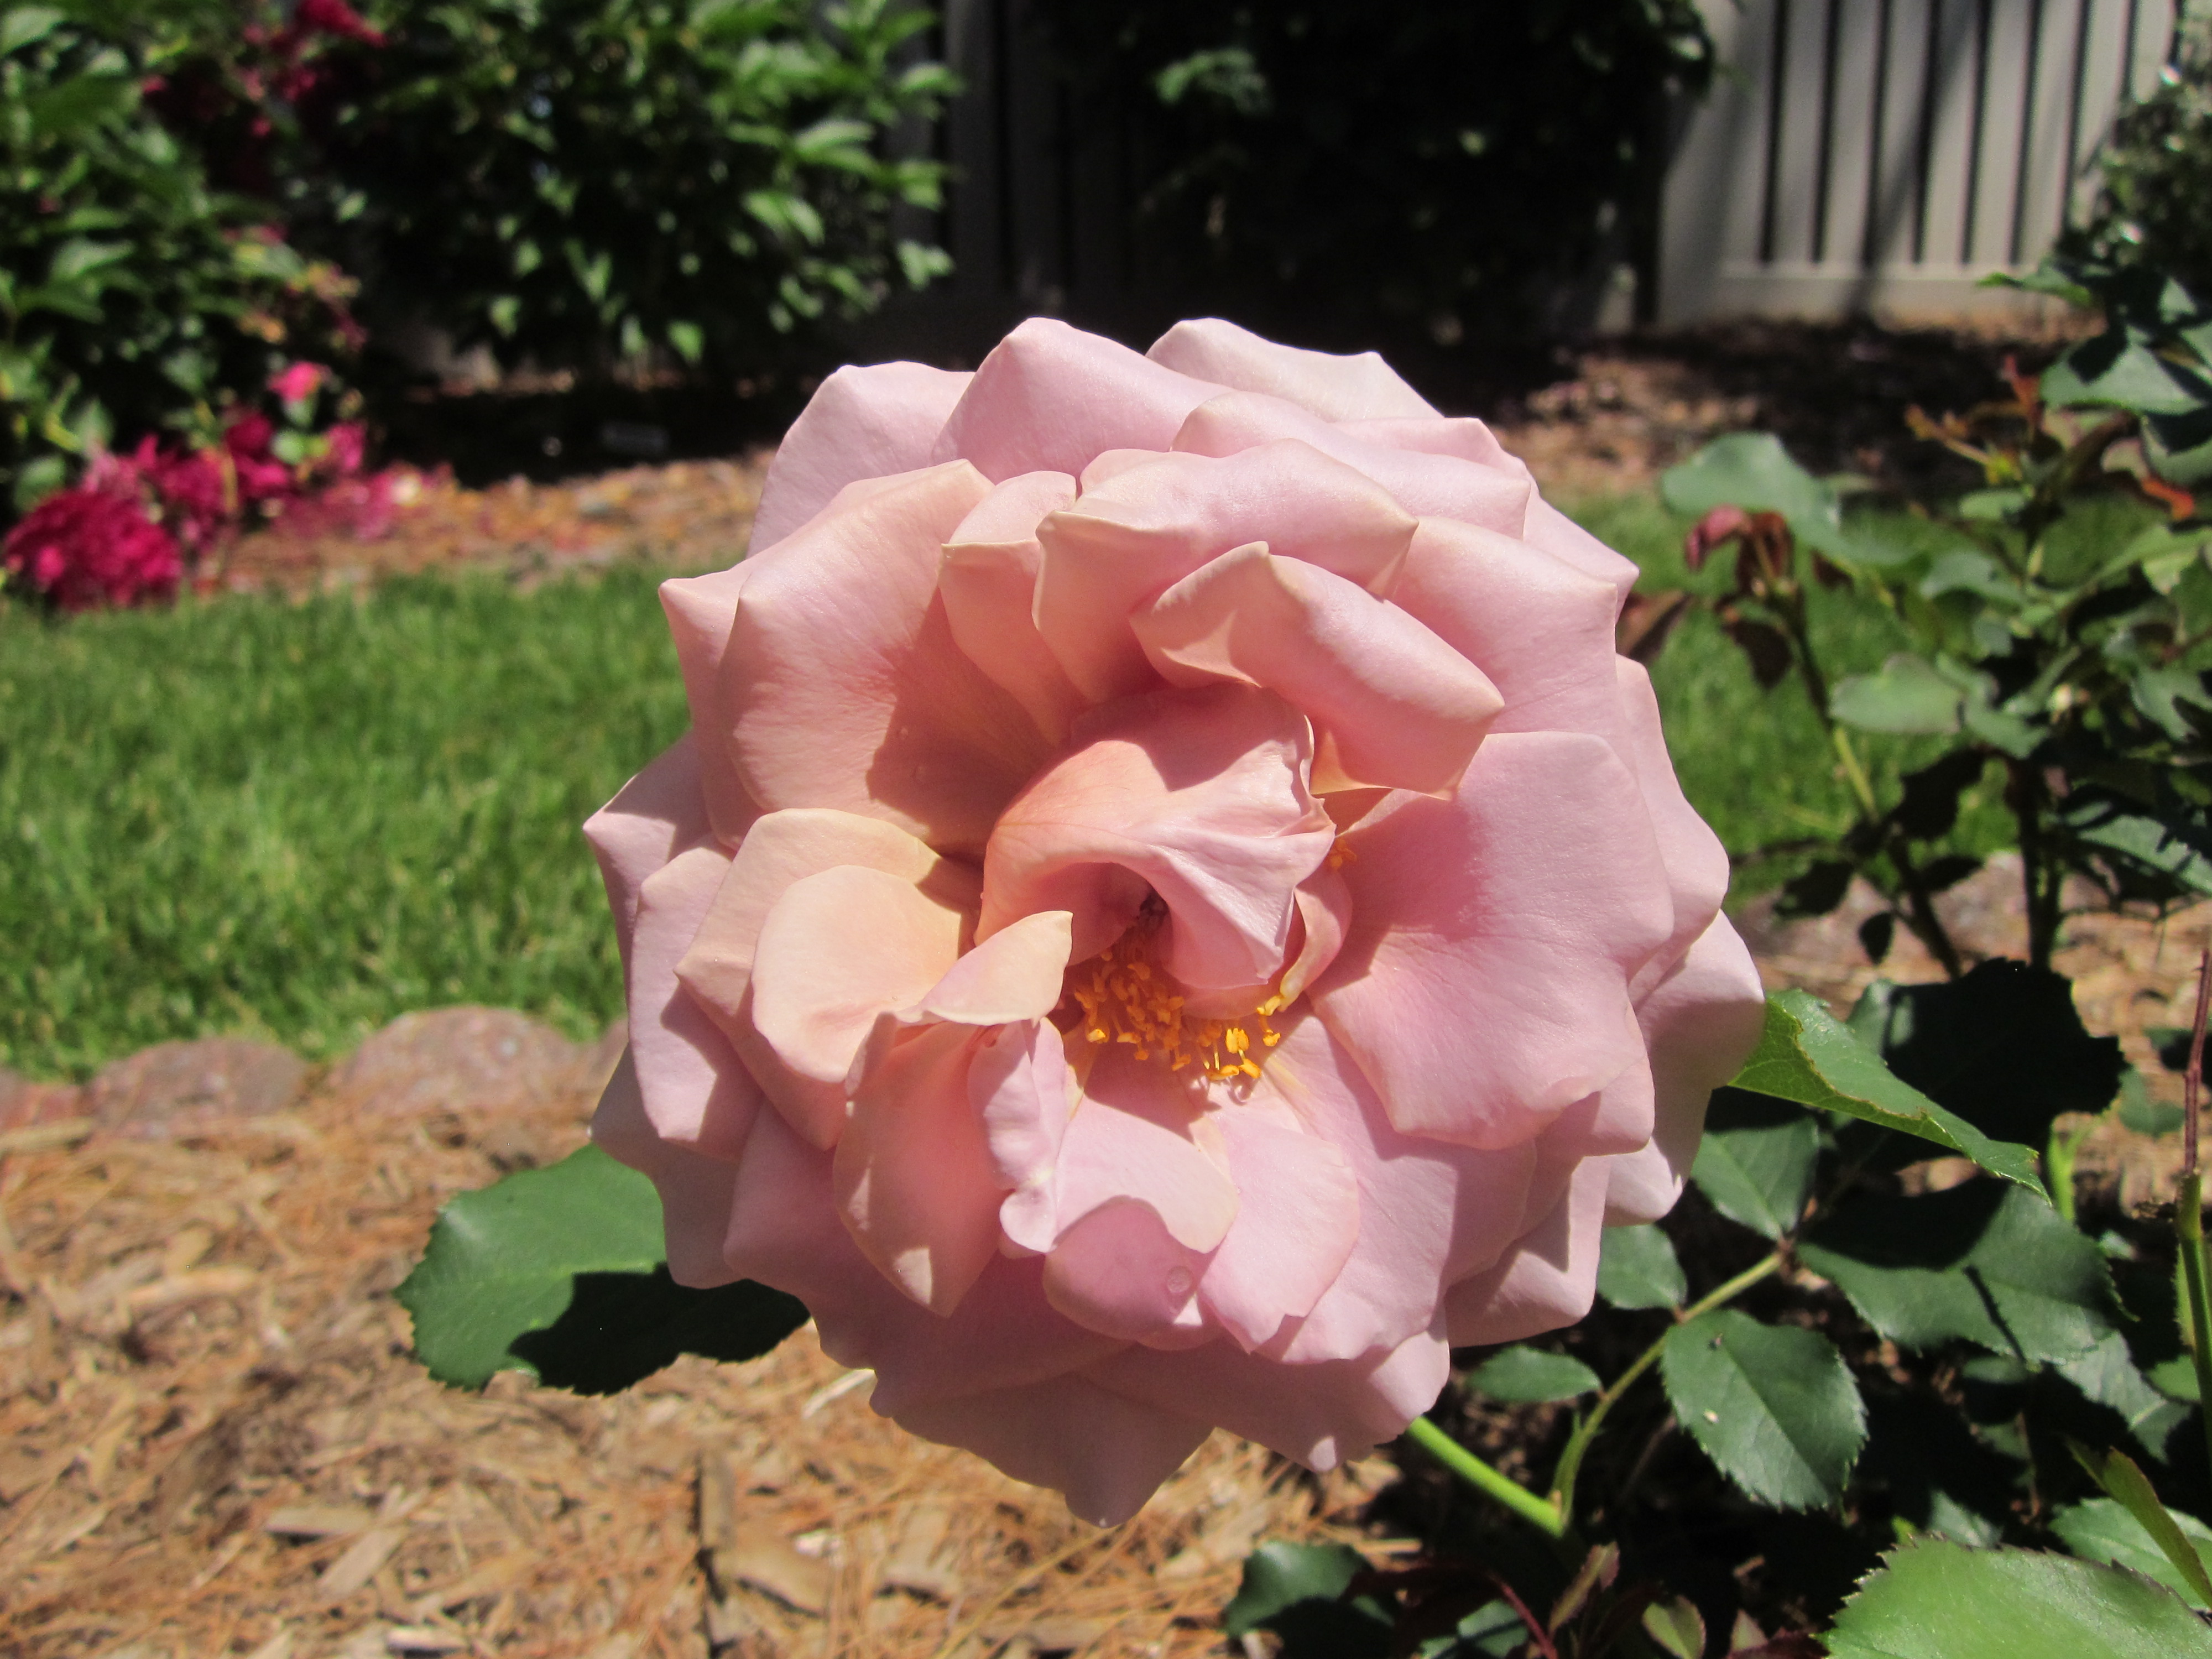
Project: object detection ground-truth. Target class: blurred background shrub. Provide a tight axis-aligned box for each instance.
[1025,0,1714,357]
[2075,7,2212,298]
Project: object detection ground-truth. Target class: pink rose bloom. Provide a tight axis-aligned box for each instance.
[4,486,181,610]
[269,361,328,405]
[587,319,1766,1523]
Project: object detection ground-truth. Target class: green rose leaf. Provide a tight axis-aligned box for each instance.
[1465,1345,1600,1405]
[1690,1088,1820,1239]
[1797,1183,2115,1364]
[2043,336,2212,418]
[1660,432,1869,563]
[2054,1499,2212,1610]
[1830,654,1970,735]
[1221,1541,1386,1648]
[1823,1539,2212,1658]
[1597,1222,1686,1311]
[397,1144,806,1392]
[1661,1310,1866,1509]
[2067,1445,2212,1609]
[1729,992,2044,1192]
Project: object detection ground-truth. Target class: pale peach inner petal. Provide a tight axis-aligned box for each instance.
[1133,542,1502,795]
[1033,440,1416,703]
[940,470,1087,743]
[747,864,968,1139]
[979,684,1333,995]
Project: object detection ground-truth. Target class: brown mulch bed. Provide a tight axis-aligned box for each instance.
[0,1016,1386,1659]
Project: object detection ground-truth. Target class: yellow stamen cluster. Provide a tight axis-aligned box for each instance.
[1061,907,1286,1082]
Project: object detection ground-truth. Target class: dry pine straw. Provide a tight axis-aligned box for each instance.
[0,1085,1381,1659]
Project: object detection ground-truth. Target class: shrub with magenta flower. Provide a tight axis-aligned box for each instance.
[3,484,181,612]
[583,318,1767,1522]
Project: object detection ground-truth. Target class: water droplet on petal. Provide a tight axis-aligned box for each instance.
[1165,1266,1194,1300]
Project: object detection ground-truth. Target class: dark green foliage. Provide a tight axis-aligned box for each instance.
[0,1,353,508]
[1660,1311,1866,1510]
[302,0,951,379]
[2074,14,2212,304]
[1025,1,1713,349]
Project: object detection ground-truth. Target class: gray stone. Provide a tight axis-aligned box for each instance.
[325,1006,588,1117]
[85,1038,307,1138]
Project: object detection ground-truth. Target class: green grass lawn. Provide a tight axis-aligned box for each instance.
[0,498,2013,1081]
[2,568,689,1079]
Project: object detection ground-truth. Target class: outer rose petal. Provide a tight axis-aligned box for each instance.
[1148,317,1439,421]
[1173,391,1532,543]
[1524,494,1641,600]
[585,733,714,979]
[659,570,763,844]
[747,865,967,1123]
[941,471,1087,742]
[1312,731,1674,1148]
[750,361,970,551]
[589,1047,740,1288]
[1614,657,1732,985]
[723,1107,1126,1405]
[1443,1159,1612,1346]
[891,1376,1211,1527]
[1035,441,1416,703]
[1050,1046,1239,1254]
[724,461,1047,854]
[1196,1098,1360,1350]
[1133,542,1501,794]
[1340,415,1532,478]
[630,843,761,1158]
[1043,1199,1210,1348]
[836,1021,1004,1314]
[1604,917,1767,1224]
[980,684,1333,993]
[1088,1323,1449,1473]
[1245,1012,1536,1363]
[931,317,1223,481]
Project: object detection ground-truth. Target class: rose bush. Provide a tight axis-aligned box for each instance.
[586,318,1766,1524]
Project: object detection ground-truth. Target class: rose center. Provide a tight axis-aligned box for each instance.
[1055,896,1286,1081]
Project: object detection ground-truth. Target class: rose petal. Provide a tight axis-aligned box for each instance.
[1243,1013,1536,1363]
[585,733,715,979]
[976,1020,1077,1250]
[1133,542,1501,794]
[751,361,971,551]
[1041,1198,1210,1347]
[836,1021,1004,1314]
[1605,917,1766,1224]
[980,684,1333,994]
[747,865,968,1136]
[1443,1160,1611,1346]
[723,1107,1125,1405]
[589,1047,741,1288]
[1148,318,1439,421]
[1035,440,1417,702]
[724,460,1047,855]
[1340,415,1532,478]
[1280,864,1352,1003]
[910,908,1073,1026]
[631,842,762,1157]
[1088,1324,1448,1472]
[1049,1045,1239,1253]
[941,471,1087,742]
[1173,391,1531,540]
[659,567,764,844]
[889,1375,1211,1526]
[1523,493,1641,599]
[1614,657,1732,987]
[1196,1098,1360,1350]
[1312,731,1674,1147]
[931,317,1223,481]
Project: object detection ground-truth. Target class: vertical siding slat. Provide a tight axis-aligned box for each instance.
[2069,0,2130,220]
[938,0,1004,299]
[2014,0,2076,257]
[1772,0,1838,264]
[1870,0,1934,267]
[1823,0,1886,266]
[1918,0,1983,268]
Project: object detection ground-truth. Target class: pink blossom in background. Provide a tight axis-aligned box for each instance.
[223,411,296,510]
[587,318,1767,1524]
[3,486,181,611]
[269,361,329,405]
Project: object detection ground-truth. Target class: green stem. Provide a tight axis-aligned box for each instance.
[1547,1250,1788,1521]
[1829,724,1881,822]
[1403,1416,1566,1539]
[2047,1114,2098,1224]
[2177,1171,2212,1493]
